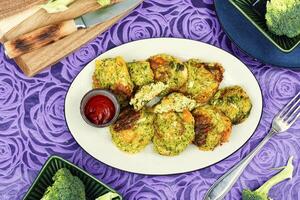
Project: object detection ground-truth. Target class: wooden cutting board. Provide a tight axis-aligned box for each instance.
[0,0,142,77]
[0,0,46,19]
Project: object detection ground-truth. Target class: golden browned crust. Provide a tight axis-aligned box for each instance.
[112,107,141,132]
[203,63,224,83]
[195,88,219,105]
[220,119,232,143]
[92,75,100,88]
[148,54,187,94]
[113,83,133,99]
[192,106,232,151]
[193,113,213,147]
[149,56,170,83]
[149,56,168,70]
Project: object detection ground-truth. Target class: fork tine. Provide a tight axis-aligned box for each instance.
[288,112,300,126]
[286,106,300,124]
[278,92,300,118]
[283,98,300,120]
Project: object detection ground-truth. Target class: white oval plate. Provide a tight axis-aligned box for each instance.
[65,38,263,175]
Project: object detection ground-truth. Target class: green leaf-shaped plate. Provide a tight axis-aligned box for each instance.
[229,0,300,52]
[23,155,122,200]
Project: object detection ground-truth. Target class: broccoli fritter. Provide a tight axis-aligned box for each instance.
[192,105,232,151]
[179,59,224,105]
[266,0,300,38]
[153,110,195,156]
[130,82,167,111]
[127,61,154,87]
[148,54,188,94]
[41,168,85,200]
[153,92,197,113]
[210,86,252,124]
[110,107,154,153]
[93,57,134,105]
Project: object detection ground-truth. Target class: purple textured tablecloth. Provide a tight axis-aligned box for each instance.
[0,0,299,199]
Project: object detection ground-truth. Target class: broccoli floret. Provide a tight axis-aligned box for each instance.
[242,189,266,200]
[41,168,86,200]
[265,0,300,38]
[242,156,294,200]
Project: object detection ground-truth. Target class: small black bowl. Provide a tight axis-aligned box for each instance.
[80,89,120,128]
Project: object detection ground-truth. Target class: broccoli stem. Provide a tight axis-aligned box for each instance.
[256,156,294,196]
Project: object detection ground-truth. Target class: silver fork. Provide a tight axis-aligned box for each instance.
[204,92,300,200]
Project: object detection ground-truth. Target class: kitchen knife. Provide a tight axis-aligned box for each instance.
[4,0,142,59]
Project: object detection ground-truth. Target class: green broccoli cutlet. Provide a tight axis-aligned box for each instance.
[41,168,85,200]
[266,0,300,38]
[153,110,195,156]
[127,61,154,87]
[148,54,188,94]
[210,86,252,124]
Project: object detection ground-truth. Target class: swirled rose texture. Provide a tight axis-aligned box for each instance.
[0,0,299,200]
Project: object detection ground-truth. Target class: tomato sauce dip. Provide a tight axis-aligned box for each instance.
[84,95,116,125]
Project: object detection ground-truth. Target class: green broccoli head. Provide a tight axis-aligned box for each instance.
[242,189,267,200]
[265,0,300,38]
[242,156,294,200]
[41,168,86,200]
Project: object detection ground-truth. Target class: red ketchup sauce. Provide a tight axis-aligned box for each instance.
[84,95,116,125]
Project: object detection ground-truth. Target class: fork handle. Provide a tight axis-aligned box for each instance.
[204,129,277,200]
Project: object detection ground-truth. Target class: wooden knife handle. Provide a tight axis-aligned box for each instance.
[4,19,78,58]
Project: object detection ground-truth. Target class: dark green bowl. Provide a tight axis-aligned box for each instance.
[23,155,122,200]
[229,0,300,52]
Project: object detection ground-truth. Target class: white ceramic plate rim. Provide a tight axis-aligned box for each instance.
[65,38,263,175]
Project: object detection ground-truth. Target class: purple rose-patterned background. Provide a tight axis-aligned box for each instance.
[0,0,299,199]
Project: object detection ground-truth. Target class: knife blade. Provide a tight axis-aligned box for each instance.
[4,0,142,59]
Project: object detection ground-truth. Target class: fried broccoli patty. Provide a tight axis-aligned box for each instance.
[179,59,224,105]
[192,105,232,151]
[130,82,167,111]
[210,86,252,124]
[110,107,154,153]
[153,92,197,113]
[153,110,195,156]
[127,61,154,87]
[93,57,134,105]
[148,54,188,94]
